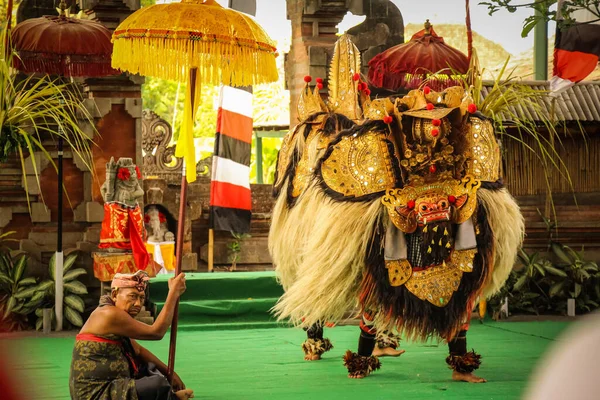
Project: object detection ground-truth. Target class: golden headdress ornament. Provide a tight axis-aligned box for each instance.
[328,34,363,120]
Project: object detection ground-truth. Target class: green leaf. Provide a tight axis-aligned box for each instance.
[63,253,79,274]
[3,296,16,318]
[551,243,572,265]
[35,308,43,317]
[64,294,85,313]
[12,255,28,282]
[29,290,45,304]
[534,263,546,276]
[574,283,582,298]
[49,252,55,281]
[583,262,599,272]
[0,272,12,285]
[514,274,528,291]
[63,268,86,282]
[35,317,43,331]
[18,277,37,286]
[35,280,54,293]
[549,281,565,297]
[14,286,39,299]
[544,266,568,277]
[64,306,83,327]
[64,281,88,295]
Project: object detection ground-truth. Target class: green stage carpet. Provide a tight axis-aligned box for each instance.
[149,271,286,330]
[7,321,570,400]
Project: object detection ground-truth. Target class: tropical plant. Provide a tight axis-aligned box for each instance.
[0,24,95,209]
[226,233,251,271]
[549,242,600,312]
[480,0,600,37]
[33,251,88,330]
[0,251,40,331]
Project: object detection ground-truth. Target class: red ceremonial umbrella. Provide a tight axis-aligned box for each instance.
[11,15,115,76]
[10,0,117,331]
[368,20,469,91]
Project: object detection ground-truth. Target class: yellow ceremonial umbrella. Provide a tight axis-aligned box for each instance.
[111,0,278,377]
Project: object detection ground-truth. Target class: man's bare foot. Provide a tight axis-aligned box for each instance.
[174,389,194,399]
[372,346,405,358]
[452,370,487,383]
[304,353,321,361]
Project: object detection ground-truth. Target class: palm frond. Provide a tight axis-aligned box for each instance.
[1,24,96,212]
[452,50,578,216]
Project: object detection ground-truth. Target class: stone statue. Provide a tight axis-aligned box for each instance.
[101,157,144,206]
[98,157,149,269]
[144,206,174,243]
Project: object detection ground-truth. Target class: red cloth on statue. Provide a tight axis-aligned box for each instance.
[99,203,149,269]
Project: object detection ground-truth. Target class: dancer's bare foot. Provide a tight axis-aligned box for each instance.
[372,346,405,358]
[174,389,194,399]
[348,371,367,379]
[452,370,487,383]
[304,353,321,361]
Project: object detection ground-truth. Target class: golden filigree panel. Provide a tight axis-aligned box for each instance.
[463,116,500,182]
[320,130,397,198]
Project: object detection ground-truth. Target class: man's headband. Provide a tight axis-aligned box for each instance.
[111,270,149,292]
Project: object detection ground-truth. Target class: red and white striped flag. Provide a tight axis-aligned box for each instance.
[209,86,253,234]
[551,1,600,94]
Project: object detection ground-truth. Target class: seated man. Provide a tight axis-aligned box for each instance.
[69,271,193,400]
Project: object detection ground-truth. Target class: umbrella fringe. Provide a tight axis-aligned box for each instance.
[13,58,118,77]
[112,37,278,86]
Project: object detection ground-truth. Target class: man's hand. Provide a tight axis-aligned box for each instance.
[171,372,185,391]
[168,273,187,297]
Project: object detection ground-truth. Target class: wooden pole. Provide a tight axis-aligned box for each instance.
[208,229,214,272]
[465,0,472,63]
[167,67,197,381]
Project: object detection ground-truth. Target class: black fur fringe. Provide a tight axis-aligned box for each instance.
[343,350,381,376]
[481,179,504,190]
[446,350,482,373]
[360,199,494,341]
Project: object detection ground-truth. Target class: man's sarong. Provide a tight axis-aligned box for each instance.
[69,334,173,400]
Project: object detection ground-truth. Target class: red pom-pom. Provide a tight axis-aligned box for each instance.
[431,128,439,137]
[426,103,434,110]
[468,103,477,113]
[432,119,441,126]
[383,115,393,124]
[159,212,167,223]
[364,88,371,96]
[448,195,456,204]
[144,215,150,224]
[429,164,437,174]
[135,166,142,180]
[360,82,368,91]
[423,86,431,95]
[304,75,312,83]
[353,73,360,81]
[317,82,323,90]
[316,77,323,84]
[407,200,416,210]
